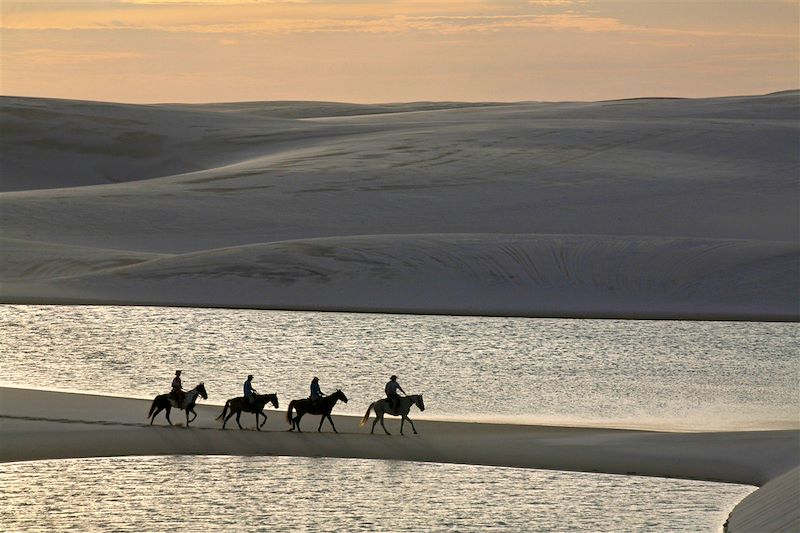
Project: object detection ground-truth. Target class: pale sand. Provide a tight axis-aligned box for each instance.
[1,387,798,529]
[2,94,798,321]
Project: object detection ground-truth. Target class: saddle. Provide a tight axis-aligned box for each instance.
[169,391,186,409]
[386,396,400,413]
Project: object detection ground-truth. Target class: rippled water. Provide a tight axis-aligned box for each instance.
[1,305,797,429]
[0,456,755,532]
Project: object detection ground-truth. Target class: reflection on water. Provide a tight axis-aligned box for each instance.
[0,456,755,532]
[1,305,796,429]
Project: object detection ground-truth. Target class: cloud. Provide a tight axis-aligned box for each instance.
[121,1,309,4]
[2,4,795,39]
[528,1,586,5]
[5,49,141,65]
[1,12,629,34]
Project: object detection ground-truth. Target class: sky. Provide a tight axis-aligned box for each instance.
[1,1,798,103]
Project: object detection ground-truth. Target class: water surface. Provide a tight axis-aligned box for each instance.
[0,456,755,532]
[1,305,796,429]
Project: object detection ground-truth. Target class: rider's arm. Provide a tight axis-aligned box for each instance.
[398,385,406,395]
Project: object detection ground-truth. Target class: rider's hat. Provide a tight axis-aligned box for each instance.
[175,370,182,375]
[312,376,319,381]
[247,374,253,380]
[390,375,397,380]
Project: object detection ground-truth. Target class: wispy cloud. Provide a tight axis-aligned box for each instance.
[121,1,309,4]
[6,49,141,65]
[528,1,586,5]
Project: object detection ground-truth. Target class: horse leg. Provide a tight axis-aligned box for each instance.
[321,414,337,433]
[223,411,234,429]
[165,406,172,426]
[400,415,405,435]
[254,411,261,431]
[150,406,161,425]
[188,409,197,424]
[379,413,391,435]
[403,415,418,435]
[235,411,243,430]
[259,410,267,428]
[295,413,303,432]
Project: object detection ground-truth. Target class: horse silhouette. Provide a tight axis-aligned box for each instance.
[148,382,208,427]
[216,393,279,430]
[360,394,425,435]
[286,390,348,433]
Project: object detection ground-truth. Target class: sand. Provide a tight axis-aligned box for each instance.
[1,387,798,530]
[1,93,798,320]
[1,92,797,528]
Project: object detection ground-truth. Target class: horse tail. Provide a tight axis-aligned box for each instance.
[147,397,158,418]
[359,402,375,427]
[286,400,296,424]
[216,400,230,421]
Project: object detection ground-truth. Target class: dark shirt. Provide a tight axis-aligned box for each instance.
[386,381,403,396]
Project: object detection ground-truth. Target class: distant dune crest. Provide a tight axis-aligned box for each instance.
[1,93,797,320]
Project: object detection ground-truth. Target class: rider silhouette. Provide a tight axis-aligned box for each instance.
[310,376,325,408]
[385,375,406,412]
[243,374,258,404]
[170,370,185,407]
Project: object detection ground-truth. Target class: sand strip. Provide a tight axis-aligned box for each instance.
[1,387,797,487]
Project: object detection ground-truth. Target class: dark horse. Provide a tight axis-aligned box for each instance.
[216,393,279,430]
[148,382,208,427]
[286,390,348,433]
[359,394,425,435]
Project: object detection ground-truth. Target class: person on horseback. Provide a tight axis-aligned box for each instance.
[170,370,185,407]
[385,375,406,412]
[243,374,258,404]
[310,376,325,409]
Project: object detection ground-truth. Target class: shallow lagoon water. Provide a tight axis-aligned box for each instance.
[0,456,756,532]
[1,305,796,429]
[0,304,794,531]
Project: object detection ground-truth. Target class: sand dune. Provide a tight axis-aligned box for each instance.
[2,233,797,320]
[1,92,797,319]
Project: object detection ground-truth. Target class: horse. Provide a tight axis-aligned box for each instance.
[286,389,348,433]
[359,394,425,435]
[216,393,279,430]
[147,383,208,427]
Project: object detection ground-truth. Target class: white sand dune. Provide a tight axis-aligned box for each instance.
[2,233,797,319]
[1,92,798,319]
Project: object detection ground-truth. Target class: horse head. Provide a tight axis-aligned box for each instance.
[270,393,279,409]
[197,382,208,400]
[335,389,348,403]
[415,394,425,411]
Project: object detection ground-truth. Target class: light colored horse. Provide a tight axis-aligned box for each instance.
[359,394,425,435]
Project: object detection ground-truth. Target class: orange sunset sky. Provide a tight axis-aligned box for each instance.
[1,1,798,104]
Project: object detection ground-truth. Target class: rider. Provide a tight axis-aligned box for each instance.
[170,370,185,407]
[385,375,406,412]
[243,374,258,404]
[310,376,325,408]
